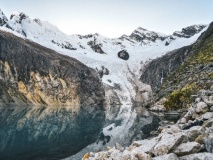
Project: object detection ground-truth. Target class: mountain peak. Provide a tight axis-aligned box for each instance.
[173,24,207,38]
[136,27,148,31]
[0,9,8,26]
[10,11,29,23]
[129,27,167,42]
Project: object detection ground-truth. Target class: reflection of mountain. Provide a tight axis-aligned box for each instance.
[0,106,105,160]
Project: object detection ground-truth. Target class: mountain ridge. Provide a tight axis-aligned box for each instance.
[0,8,208,107]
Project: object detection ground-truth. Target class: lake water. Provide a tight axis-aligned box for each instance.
[0,106,105,160]
[0,105,161,160]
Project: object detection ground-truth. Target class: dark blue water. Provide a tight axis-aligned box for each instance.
[0,106,105,160]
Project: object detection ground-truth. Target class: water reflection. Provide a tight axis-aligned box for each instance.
[0,106,105,160]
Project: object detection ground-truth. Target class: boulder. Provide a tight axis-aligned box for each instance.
[186,129,201,142]
[179,152,213,160]
[195,97,201,103]
[202,118,213,128]
[190,95,198,101]
[173,142,202,156]
[150,105,166,112]
[132,152,152,160]
[204,96,213,106]
[202,112,213,120]
[129,137,160,153]
[192,112,200,119]
[161,125,181,134]
[204,136,213,153]
[94,148,152,160]
[118,50,129,60]
[182,119,204,130]
[210,85,213,91]
[195,135,205,144]
[152,132,187,156]
[197,90,213,97]
[115,143,124,152]
[150,98,167,112]
[210,106,213,112]
[153,153,179,160]
[179,117,187,124]
[195,102,208,114]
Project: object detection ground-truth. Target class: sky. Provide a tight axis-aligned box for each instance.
[1,0,213,38]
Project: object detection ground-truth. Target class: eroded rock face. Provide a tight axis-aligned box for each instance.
[0,9,8,26]
[0,30,105,107]
[140,45,193,93]
[173,25,206,38]
[87,39,105,54]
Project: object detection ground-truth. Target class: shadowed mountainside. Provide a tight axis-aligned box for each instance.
[0,30,105,107]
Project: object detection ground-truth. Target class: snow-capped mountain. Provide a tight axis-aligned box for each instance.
[0,9,209,155]
[173,24,206,38]
[0,9,208,105]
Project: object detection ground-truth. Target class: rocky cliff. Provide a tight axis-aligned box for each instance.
[140,45,193,93]
[141,22,213,108]
[0,30,105,107]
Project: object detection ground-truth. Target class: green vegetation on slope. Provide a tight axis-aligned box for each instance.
[159,24,213,110]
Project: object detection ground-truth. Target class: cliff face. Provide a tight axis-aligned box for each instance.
[140,22,213,108]
[140,45,193,93]
[0,30,105,107]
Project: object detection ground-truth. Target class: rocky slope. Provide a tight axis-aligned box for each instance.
[0,30,104,107]
[141,22,213,109]
[84,88,213,160]
[140,45,193,93]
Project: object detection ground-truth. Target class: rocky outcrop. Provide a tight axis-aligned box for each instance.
[140,45,193,93]
[173,25,206,38]
[0,9,8,26]
[141,22,213,105]
[0,30,105,107]
[179,153,213,160]
[51,40,77,50]
[84,88,213,159]
[87,37,105,54]
[117,50,129,60]
[129,27,167,42]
